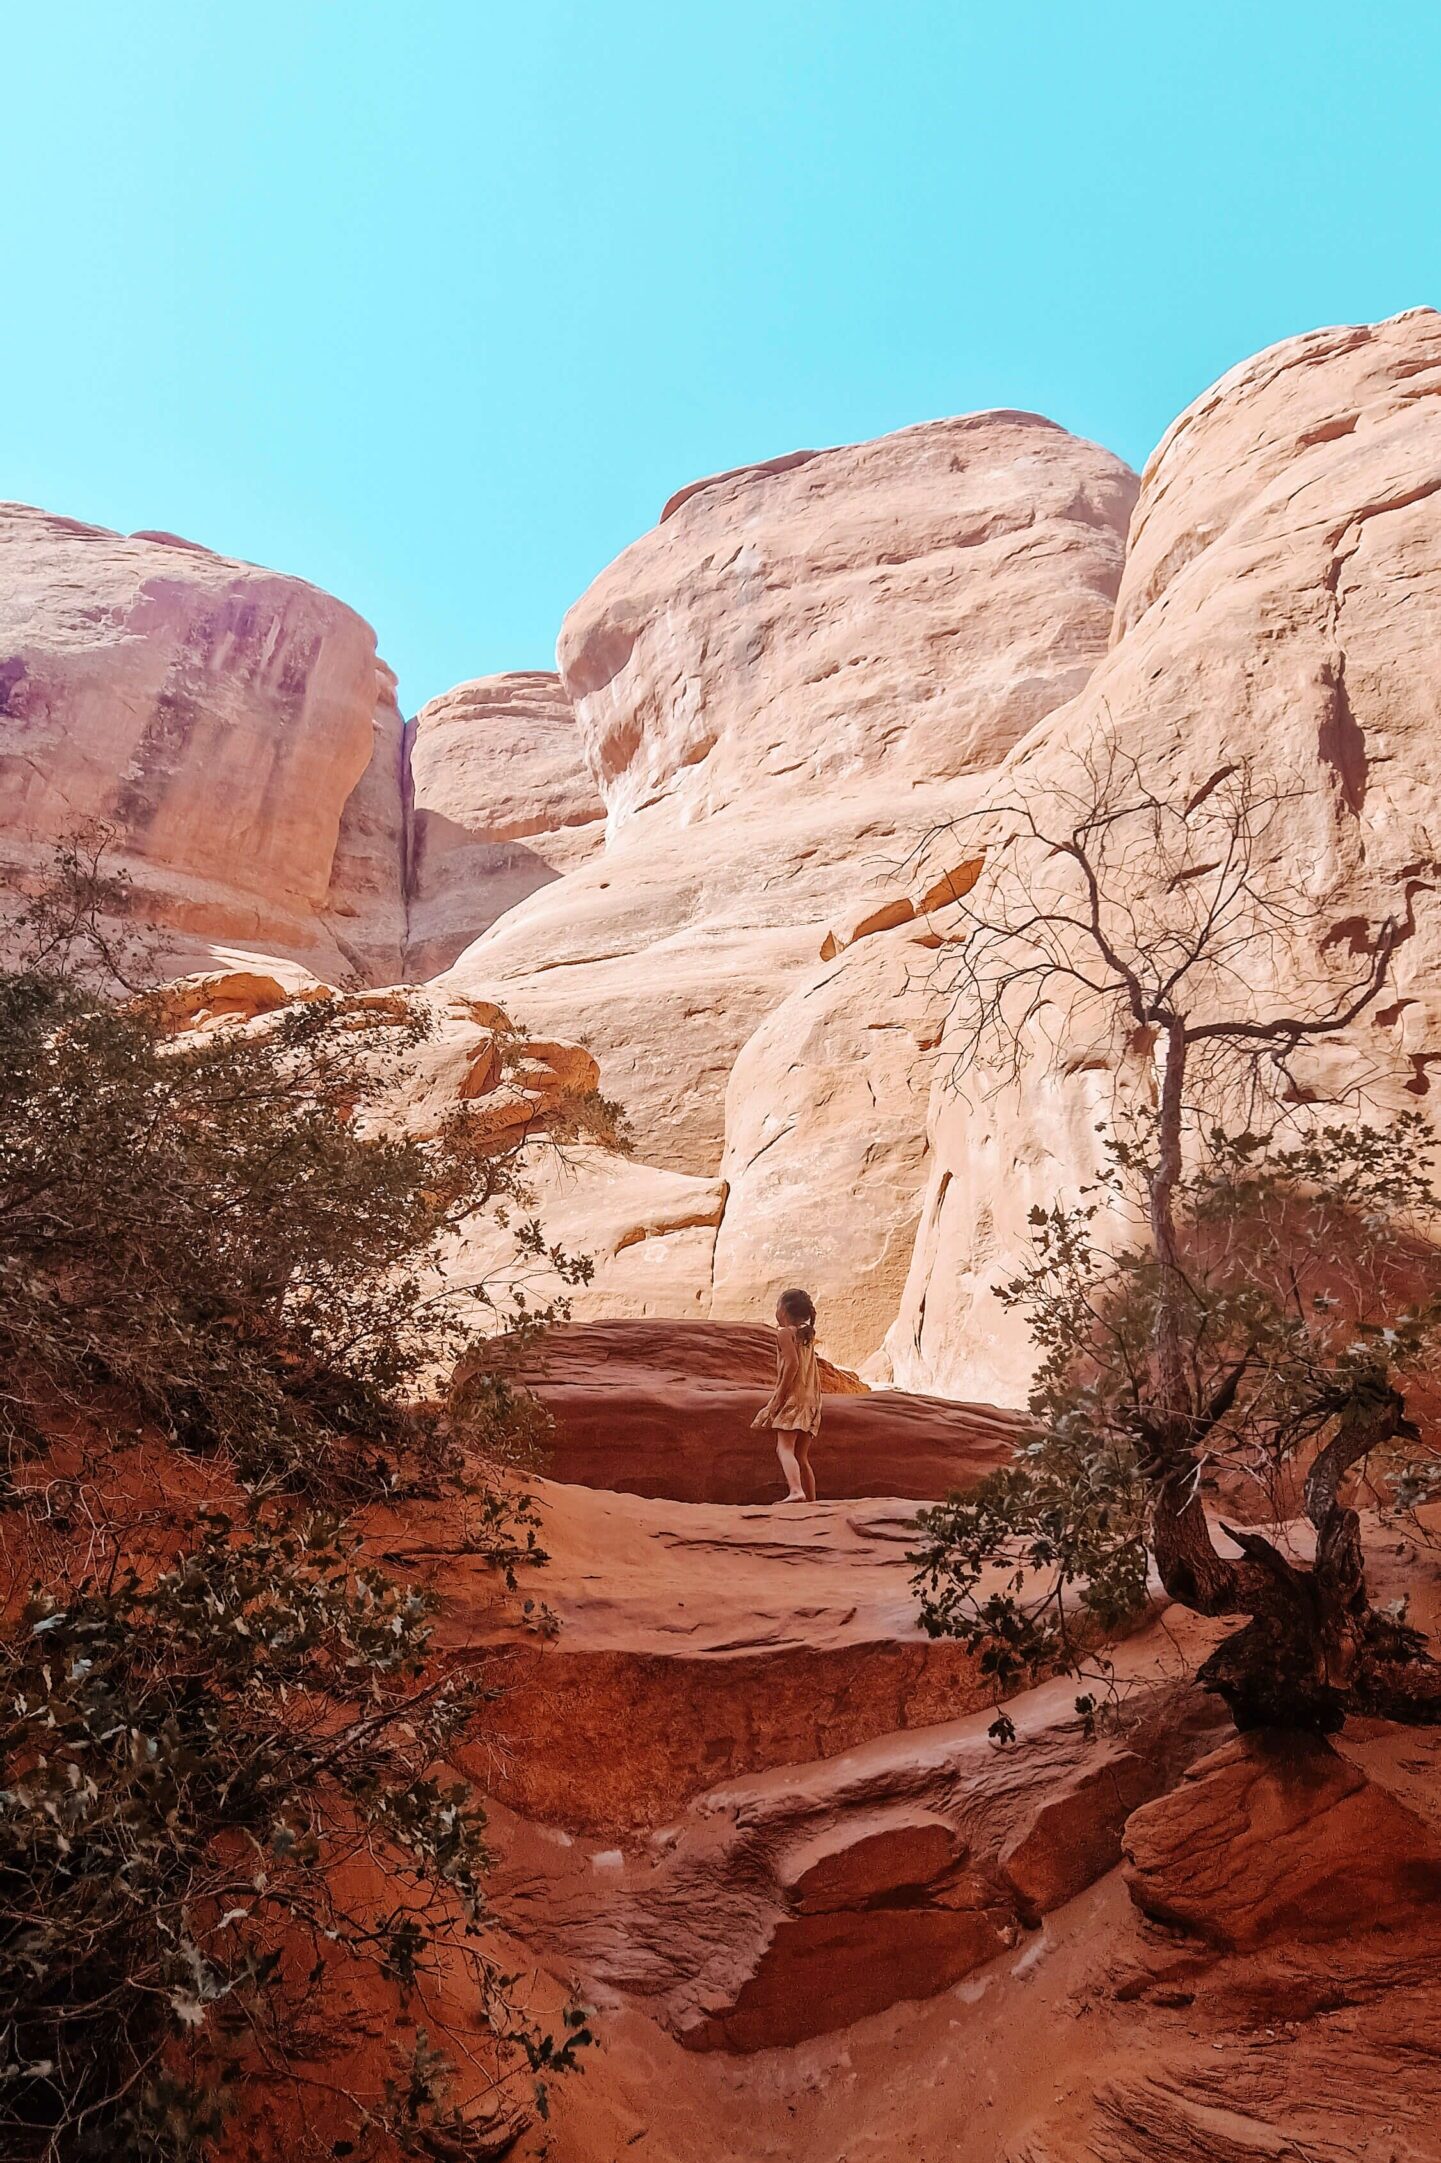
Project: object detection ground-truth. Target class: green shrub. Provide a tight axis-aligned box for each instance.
[0,841,595,2157]
[912,1116,1441,1732]
[1,1510,593,2160]
[0,959,596,1498]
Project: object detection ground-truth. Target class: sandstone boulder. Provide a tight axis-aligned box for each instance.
[1122,1729,1441,1950]
[0,504,404,980]
[998,1746,1157,1925]
[405,670,605,978]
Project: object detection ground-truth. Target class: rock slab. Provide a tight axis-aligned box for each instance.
[0,503,404,979]
[1123,1729,1441,1950]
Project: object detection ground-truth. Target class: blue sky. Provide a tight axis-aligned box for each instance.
[5,3,1438,711]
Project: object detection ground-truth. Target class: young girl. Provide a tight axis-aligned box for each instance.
[751,1287,822,1501]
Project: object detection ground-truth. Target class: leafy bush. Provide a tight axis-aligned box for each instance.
[1,1510,593,2160]
[0,962,599,1500]
[912,1115,1441,1732]
[0,841,596,2157]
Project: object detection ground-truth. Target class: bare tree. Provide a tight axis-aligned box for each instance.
[911,735,1441,1732]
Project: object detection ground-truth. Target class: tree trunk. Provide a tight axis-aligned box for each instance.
[1146,1021,1251,1614]
[1142,1046,1441,1731]
[1147,1019,1190,1426]
[1194,1389,1441,1731]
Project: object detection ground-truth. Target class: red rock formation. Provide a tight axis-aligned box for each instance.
[1123,1728,1441,1950]
[692,1816,1016,2052]
[500,1317,1019,1502]
[147,968,599,1146]
[12,1223,1441,2160]
[423,1482,1012,1833]
[479,1528,1441,2157]
[484,1652,1208,2053]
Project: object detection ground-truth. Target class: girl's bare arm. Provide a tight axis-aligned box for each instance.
[753,1326,801,1426]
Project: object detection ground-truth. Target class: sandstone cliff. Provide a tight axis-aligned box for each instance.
[885,305,1441,1400]
[445,411,1136,1168]
[0,505,406,979]
[404,669,604,979]
[433,307,1441,1390]
[6,310,1440,1395]
[438,410,1138,1365]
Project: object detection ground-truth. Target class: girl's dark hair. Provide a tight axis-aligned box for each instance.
[778,1287,817,1345]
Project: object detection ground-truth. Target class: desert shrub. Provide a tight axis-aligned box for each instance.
[908,741,1441,1735]
[1,1509,591,2161]
[0,872,598,1499]
[0,840,596,2157]
[912,1115,1441,1731]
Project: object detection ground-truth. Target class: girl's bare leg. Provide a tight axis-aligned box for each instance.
[795,1435,817,1501]
[775,1432,807,1501]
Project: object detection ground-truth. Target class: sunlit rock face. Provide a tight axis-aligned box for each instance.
[0,504,405,979]
[324,657,409,982]
[404,669,605,979]
[884,306,1441,1402]
[441,412,1136,1170]
[708,919,956,1371]
[561,413,1137,834]
[439,413,1136,1364]
[427,313,1441,1393]
[6,311,1439,1395]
